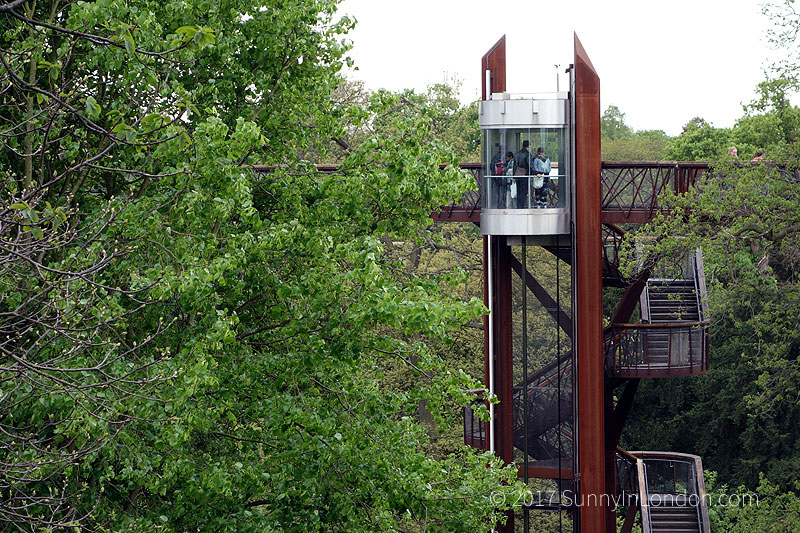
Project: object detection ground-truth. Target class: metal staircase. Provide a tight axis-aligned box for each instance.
[604,250,709,378]
[616,450,710,533]
[512,352,573,464]
[642,278,702,323]
[648,500,703,532]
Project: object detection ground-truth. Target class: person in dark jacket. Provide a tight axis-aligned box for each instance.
[490,143,503,175]
[514,140,532,208]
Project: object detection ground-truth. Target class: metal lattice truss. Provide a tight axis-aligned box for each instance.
[600,162,708,223]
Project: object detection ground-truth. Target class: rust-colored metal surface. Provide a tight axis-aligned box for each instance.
[494,236,515,533]
[609,271,650,324]
[608,379,640,446]
[481,35,506,101]
[573,33,610,532]
[600,161,708,223]
[464,394,488,449]
[495,239,515,461]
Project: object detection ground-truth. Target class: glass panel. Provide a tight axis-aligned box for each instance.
[483,126,570,210]
[510,238,574,476]
[515,509,575,532]
[644,459,698,497]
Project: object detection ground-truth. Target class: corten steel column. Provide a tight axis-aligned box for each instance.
[573,34,610,531]
[488,235,515,533]
[482,33,507,416]
[481,35,506,101]
[480,39,513,532]
[495,240,514,467]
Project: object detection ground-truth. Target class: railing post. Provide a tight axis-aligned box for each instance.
[637,459,651,533]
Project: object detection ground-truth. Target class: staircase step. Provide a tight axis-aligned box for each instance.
[649,290,695,295]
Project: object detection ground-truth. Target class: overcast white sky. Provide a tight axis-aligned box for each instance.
[337,0,785,136]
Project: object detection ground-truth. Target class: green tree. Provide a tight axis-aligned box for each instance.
[0,1,519,530]
[731,77,800,160]
[317,78,480,165]
[663,117,731,160]
[601,105,633,140]
[600,105,669,160]
[602,129,670,161]
[706,471,800,532]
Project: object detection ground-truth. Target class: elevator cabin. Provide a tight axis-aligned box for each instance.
[480,87,578,530]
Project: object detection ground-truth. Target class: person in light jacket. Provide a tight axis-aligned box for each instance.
[533,147,551,208]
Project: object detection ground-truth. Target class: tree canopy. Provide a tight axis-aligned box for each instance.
[0,1,520,531]
[600,105,669,161]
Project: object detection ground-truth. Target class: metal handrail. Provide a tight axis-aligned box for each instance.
[463,390,488,449]
[604,322,708,377]
[608,320,706,329]
[631,452,710,533]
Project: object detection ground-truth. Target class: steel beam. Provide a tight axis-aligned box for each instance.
[573,33,611,532]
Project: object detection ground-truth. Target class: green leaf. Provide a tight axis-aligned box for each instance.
[85,95,101,119]
[123,31,135,55]
[175,26,198,39]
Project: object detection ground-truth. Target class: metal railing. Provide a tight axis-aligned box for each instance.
[483,174,562,209]
[431,163,483,222]
[604,322,708,377]
[601,162,709,223]
[634,452,711,533]
[602,223,628,283]
[616,448,642,533]
[616,447,640,498]
[463,391,487,449]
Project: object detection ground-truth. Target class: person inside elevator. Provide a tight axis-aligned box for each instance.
[514,140,531,208]
[490,143,504,175]
[533,147,551,208]
[504,151,515,175]
[489,144,507,208]
[502,151,515,208]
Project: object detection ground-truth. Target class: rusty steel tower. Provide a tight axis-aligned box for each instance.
[437,35,712,533]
